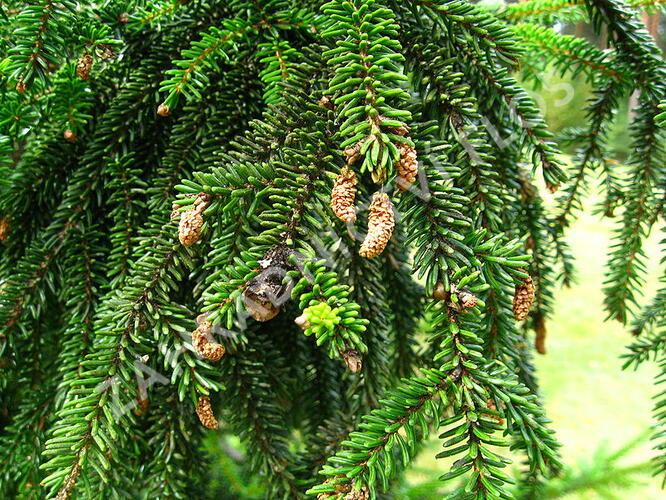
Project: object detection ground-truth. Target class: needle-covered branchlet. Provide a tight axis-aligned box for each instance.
[359,192,394,259]
[396,142,417,192]
[513,276,535,321]
[192,314,225,361]
[196,396,218,430]
[178,192,211,246]
[331,167,358,223]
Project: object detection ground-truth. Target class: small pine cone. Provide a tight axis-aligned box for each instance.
[396,142,418,192]
[535,313,547,355]
[157,103,171,117]
[76,53,93,80]
[63,130,76,142]
[359,192,395,259]
[0,216,9,242]
[343,349,362,373]
[178,193,210,246]
[192,326,225,361]
[513,276,535,321]
[196,396,218,429]
[331,167,358,223]
[178,208,203,246]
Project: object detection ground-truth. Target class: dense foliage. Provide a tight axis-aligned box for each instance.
[1,0,666,498]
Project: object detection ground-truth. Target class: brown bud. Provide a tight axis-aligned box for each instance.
[63,130,76,142]
[192,327,225,361]
[396,142,418,192]
[118,12,129,23]
[157,103,171,117]
[359,192,395,259]
[16,81,27,94]
[433,282,447,301]
[458,289,478,310]
[133,397,149,416]
[343,349,362,373]
[344,142,363,166]
[513,276,535,321]
[196,396,218,429]
[318,95,334,110]
[331,167,358,223]
[294,314,310,330]
[76,53,93,80]
[545,182,559,193]
[0,216,9,242]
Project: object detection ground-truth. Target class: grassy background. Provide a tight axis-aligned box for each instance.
[402,188,664,499]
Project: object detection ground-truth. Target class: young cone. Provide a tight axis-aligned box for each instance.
[359,192,394,259]
[331,166,358,223]
[196,396,218,429]
[396,142,417,192]
[178,192,211,246]
[76,53,93,80]
[513,276,535,321]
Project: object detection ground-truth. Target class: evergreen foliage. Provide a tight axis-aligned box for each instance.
[1,0,666,498]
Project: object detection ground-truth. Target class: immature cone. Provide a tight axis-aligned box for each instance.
[76,53,93,80]
[196,396,218,429]
[359,192,395,259]
[396,142,418,192]
[192,322,225,362]
[513,276,535,321]
[157,103,171,117]
[331,167,358,223]
[178,193,210,246]
[118,12,129,23]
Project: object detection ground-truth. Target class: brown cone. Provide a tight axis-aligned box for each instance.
[331,167,358,223]
[396,142,418,192]
[192,326,225,361]
[513,276,535,321]
[178,193,210,246]
[359,192,395,259]
[196,396,218,429]
[76,53,93,80]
